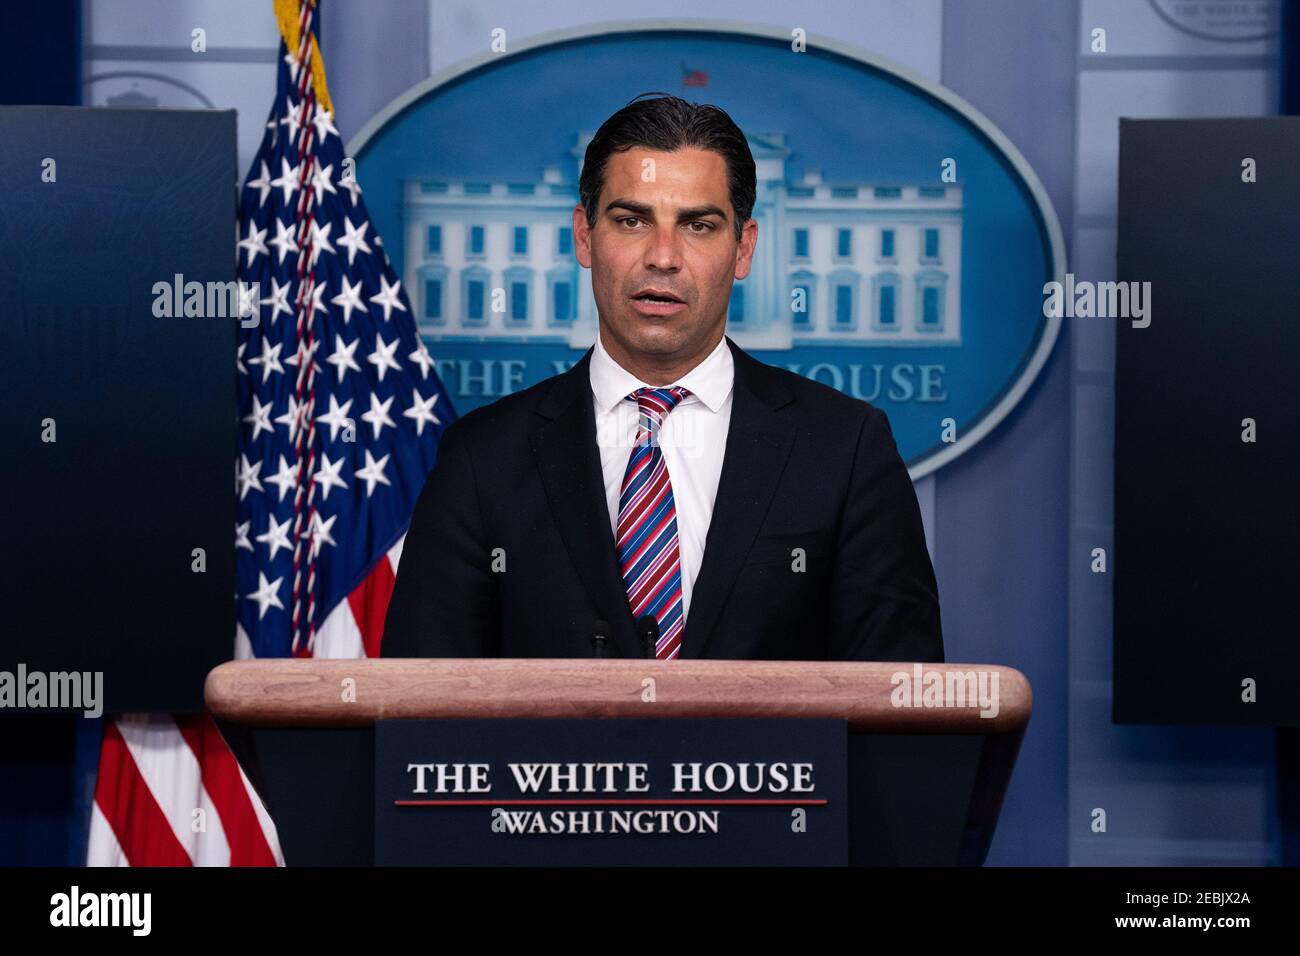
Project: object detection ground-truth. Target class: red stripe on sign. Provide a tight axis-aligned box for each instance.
[94,721,192,867]
[350,555,397,658]
[176,715,278,867]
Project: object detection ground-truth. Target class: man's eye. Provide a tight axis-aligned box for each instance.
[688,221,713,233]
[619,217,643,228]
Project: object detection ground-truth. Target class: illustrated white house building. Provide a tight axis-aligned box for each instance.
[402,131,962,350]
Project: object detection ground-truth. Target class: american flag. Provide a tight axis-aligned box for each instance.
[87,0,451,865]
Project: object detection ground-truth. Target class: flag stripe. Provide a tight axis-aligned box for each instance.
[176,716,279,866]
[348,552,397,657]
[238,761,286,866]
[116,714,231,867]
[87,802,129,867]
[92,720,193,867]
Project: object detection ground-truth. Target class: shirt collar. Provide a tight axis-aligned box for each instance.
[589,329,734,415]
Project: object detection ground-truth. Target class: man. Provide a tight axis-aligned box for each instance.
[382,93,943,662]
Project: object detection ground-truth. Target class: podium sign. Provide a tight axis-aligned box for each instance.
[375,718,848,865]
[208,658,1031,865]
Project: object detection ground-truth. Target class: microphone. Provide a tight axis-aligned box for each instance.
[590,619,610,658]
[636,614,660,659]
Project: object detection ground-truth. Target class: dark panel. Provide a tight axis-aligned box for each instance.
[847,733,985,865]
[1115,117,1300,726]
[0,715,77,865]
[0,1,81,107]
[0,107,237,712]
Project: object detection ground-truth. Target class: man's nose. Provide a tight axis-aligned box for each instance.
[643,223,683,271]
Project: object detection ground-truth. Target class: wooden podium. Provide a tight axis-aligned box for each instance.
[206,659,1031,866]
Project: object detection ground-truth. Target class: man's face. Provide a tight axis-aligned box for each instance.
[574,146,758,365]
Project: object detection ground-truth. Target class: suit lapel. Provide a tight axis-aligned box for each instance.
[528,348,642,658]
[680,337,796,659]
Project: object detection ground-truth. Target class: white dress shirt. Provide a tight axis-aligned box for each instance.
[589,330,735,624]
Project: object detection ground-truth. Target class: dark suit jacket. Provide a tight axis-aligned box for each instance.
[382,336,943,662]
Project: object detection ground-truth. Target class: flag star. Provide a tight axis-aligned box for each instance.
[331,276,367,324]
[367,334,402,382]
[408,341,434,379]
[313,452,348,501]
[312,103,339,141]
[354,449,392,497]
[310,162,338,206]
[237,341,248,376]
[369,275,407,322]
[261,276,293,323]
[237,220,268,268]
[307,510,338,559]
[269,217,299,265]
[282,52,302,83]
[235,520,254,552]
[275,395,304,444]
[279,97,303,143]
[236,453,264,500]
[307,219,335,267]
[243,393,275,441]
[256,513,294,561]
[265,454,299,502]
[337,217,372,265]
[361,392,396,439]
[317,393,355,442]
[248,337,285,383]
[338,172,362,206]
[326,333,362,382]
[403,389,442,436]
[247,571,285,620]
[270,155,300,204]
[246,159,272,207]
[285,337,321,374]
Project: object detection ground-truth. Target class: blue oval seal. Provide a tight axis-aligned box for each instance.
[349,22,1064,478]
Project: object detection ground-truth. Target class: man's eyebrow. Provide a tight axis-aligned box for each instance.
[604,199,730,222]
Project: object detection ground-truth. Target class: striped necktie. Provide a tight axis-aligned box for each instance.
[616,386,691,659]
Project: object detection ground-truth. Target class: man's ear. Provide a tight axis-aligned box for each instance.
[573,204,592,268]
[733,217,759,280]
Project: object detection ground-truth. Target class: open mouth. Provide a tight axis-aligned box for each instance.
[631,289,685,305]
[630,291,687,317]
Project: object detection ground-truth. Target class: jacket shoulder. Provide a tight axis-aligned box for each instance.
[748,352,882,427]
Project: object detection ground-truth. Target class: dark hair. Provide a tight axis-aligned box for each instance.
[579,92,756,241]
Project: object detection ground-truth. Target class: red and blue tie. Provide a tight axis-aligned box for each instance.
[617,386,691,659]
